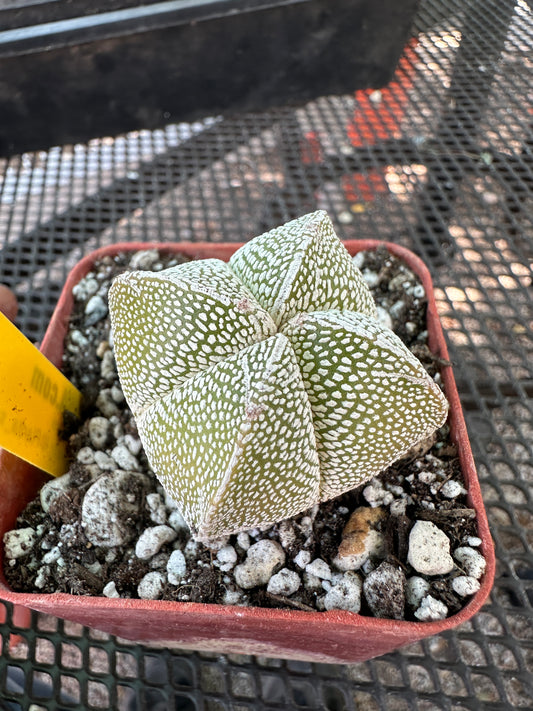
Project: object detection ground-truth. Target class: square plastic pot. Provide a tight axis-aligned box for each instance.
[0,240,495,663]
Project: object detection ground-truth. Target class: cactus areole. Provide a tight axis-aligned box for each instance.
[109,211,448,540]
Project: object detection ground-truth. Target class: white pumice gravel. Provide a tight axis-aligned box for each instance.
[453,547,487,579]
[414,595,448,621]
[216,546,238,572]
[102,581,120,598]
[293,550,311,569]
[234,540,285,589]
[323,572,362,613]
[452,575,481,597]
[39,474,72,513]
[81,471,147,547]
[138,571,166,600]
[111,444,140,471]
[3,528,37,559]
[406,576,431,608]
[135,526,177,560]
[88,416,111,449]
[407,520,454,576]
[305,558,333,580]
[167,550,187,584]
[267,568,301,596]
[363,562,406,619]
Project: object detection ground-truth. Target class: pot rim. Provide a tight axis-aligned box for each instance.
[0,239,496,640]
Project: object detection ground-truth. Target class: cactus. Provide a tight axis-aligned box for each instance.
[109,211,448,540]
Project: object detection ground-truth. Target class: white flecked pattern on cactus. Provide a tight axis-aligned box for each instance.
[281,310,447,499]
[109,259,276,416]
[229,211,377,325]
[109,210,449,539]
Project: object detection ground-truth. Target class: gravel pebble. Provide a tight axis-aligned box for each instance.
[267,568,301,596]
[85,294,108,325]
[363,562,406,619]
[39,474,72,513]
[3,528,36,559]
[414,595,448,621]
[234,540,285,589]
[453,546,486,579]
[333,506,385,572]
[88,416,111,449]
[167,550,187,584]
[111,444,140,471]
[216,545,238,572]
[408,520,454,576]
[102,581,120,598]
[82,471,148,547]
[138,571,166,600]
[305,558,332,580]
[440,480,466,498]
[146,493,167,525]
[293,550,311,569]
[406,576,431,608]
[135,526,177,560]
[452,575,481,597]
[323,572,362,613]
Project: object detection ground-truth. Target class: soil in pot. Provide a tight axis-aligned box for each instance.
[3,246,488,622]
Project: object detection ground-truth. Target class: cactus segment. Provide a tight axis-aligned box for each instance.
[281,310,448,499]
[136,334,320,539]
[109,259,276,416]
[229,210,376,326]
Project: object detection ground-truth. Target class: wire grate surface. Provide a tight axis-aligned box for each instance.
[1,0,532,708]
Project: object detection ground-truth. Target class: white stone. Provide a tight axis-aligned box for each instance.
[363,479,394,507]
[102,581,120,598]
[216,545,238,572]
[236,532,251,551]
[146,493,167,525]
[111,444,140,471]
[96,389,120,418]
[267,568,301,596]
[363,562,406,619]
[167,550,187,584]
[234,540,285,589]
[452,576,481,597]
[453,547,486,579]
[77,447,95,464]
[94,451,117,471]
[82,471,147,547]
[466,536,482,547]
[323,572,362,613]
[305,558,332,580]
[414,595,448,621]
[85,294,108,323]
[3,528,36,558]
[168,509,189,533]
[135,526,177,560]
[293,550,311,569]
[124,433,142,456]
[40,475,72,513]
[88,416,110,449]
[138,571,166,600]
[303,572,322,590]
[73,276,99,301]
[408,520,454,576]
[440,480,466,498]
[130,249,160,270]
[42,546,61,565]
[406,576,431,608]
[418,470,436,484]
[100,350,116,381]
[223,590,243,605]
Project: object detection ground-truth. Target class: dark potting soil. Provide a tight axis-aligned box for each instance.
[3,247,487,621]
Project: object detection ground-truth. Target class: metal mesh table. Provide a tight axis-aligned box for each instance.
[1,0,532,708]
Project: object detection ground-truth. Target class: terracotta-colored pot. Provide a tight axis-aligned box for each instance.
[0,240,495,663]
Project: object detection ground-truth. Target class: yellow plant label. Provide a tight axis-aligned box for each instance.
[0,312,81,477]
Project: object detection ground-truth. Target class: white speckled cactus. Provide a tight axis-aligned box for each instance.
[109,211,448,540]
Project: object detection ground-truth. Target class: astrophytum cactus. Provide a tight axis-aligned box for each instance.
[109,211,448,540]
